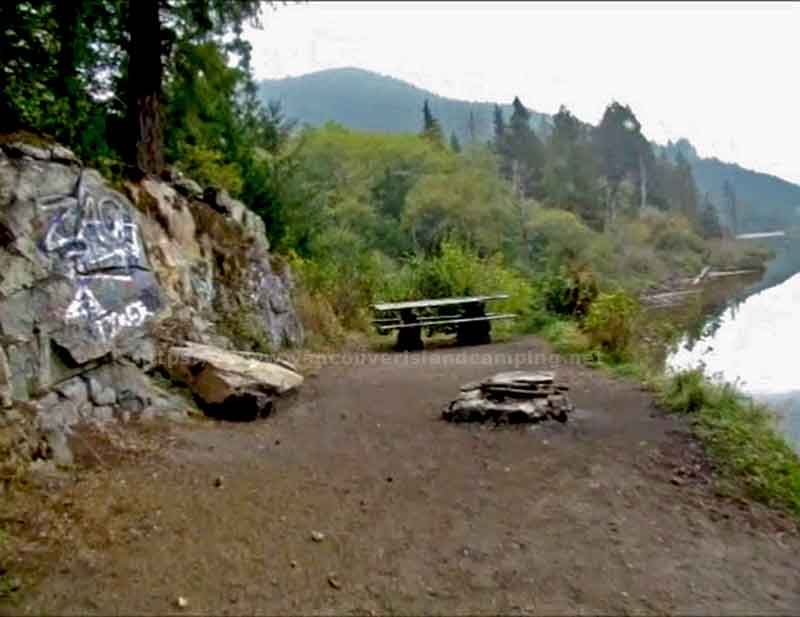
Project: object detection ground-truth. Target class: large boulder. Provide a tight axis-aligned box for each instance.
[0,137,306,467]
[0,151,163,397]
[167,342,303,420]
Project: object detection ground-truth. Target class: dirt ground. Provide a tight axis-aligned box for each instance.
[2,335,800,616]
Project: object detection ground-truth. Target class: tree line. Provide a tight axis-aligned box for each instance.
[420,96,728,240]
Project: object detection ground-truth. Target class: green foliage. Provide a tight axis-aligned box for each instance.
[421,99,444,146]
[646,210,706,273]
[215,302,272,354]
[699,197,723,239]
[449,131,461,153]
[1,0,267,171]
[403,149,515,255]
[540,265,599,318]
[495,96,545,198]
[177,144,243,194]
[539,319,592,356]
[386,240,533,320]
[582,291,640,359]
[705,239,774,271]
[542,105,604,230]
[659,370,800,516]
[290,228,392,332]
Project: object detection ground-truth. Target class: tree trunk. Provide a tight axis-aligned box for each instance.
[639,153,647,213]
[126,0,164,176]
[605,183,617,231]
[54,0,81,99]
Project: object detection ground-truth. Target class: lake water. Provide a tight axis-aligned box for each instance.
[667,241,800,449]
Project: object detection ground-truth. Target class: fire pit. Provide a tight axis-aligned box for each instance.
[443,371,574,424]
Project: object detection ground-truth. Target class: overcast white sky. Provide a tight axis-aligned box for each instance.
[245,1,800,184]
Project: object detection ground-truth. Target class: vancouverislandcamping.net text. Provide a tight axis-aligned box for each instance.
[272,350,596,369]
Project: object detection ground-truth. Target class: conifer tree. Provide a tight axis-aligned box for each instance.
[504,97,544,198]
[421,99,443,145]
[723,179,738,236]
[449,131,462,153]
[699,193,723,238]
[467,109,478,144]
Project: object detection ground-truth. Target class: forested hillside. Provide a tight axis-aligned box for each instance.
[659,140,800,233]
[258,67,552,144]
[261,68,800,234]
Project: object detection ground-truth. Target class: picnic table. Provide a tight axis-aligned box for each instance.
[371,294,517,351]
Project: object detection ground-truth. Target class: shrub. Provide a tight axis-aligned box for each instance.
[706,239,774,271]
[541,264,599,317]
[383,240,534,324]
[582,291,640,359]
[176,144,244,196]
[651,215,704,252]
[292,229,390,331]
[292,287,347,349]
[525,208,598,268]
[215,302,272,354]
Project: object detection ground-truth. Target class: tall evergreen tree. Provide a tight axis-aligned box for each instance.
[504,96,544,198]
[492,105,506,148]
[449,131,462,153]
[593,102,652,227]
[542,105,603,229]
[125,0,265,176]
[699,193,723,238]
[467,109,478,144]
[723,179,738,236]
[421,99,443,145]
[126,0,164,175]
[674,149,700,224]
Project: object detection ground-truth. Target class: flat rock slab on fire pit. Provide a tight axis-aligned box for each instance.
[444,371,574,424]
[168,342,303,421]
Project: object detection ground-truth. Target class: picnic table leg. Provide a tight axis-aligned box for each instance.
[456,302,492,346]
[395,309,423,351]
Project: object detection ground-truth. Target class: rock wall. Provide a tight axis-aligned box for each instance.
[0,137,304,465]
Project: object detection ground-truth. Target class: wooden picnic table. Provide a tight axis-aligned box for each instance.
[371,294,516,351]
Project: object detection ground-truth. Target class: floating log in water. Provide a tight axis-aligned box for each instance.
[692,265,712,286]
[706,269,762,279]
[641,289,702,308]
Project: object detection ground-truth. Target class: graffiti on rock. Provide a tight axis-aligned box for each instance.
[38,172,156,341]
[64,286,106,322]
[95,300,153,342]
[37,171,146,279]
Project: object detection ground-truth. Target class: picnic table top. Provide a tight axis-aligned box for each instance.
[372,294,509,313]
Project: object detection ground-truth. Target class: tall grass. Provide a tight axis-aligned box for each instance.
[658,369,800,515]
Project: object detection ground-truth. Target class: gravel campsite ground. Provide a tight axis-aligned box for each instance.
[2,335,799,615]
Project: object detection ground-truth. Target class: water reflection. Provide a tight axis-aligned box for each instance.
[668,271,800,395]
[667,243,800,448]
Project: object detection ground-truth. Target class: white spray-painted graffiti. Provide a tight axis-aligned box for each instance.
[95,299,152,342]
[37,172,145,279]
[38,172,156,341]
[64,287,152,342]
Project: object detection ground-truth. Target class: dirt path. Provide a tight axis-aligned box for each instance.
[3,336,800,615]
